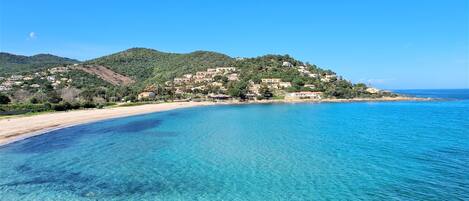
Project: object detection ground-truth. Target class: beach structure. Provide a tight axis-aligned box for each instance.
[208,93,231,100]
[138,92,156,100]
[285,91,323,100]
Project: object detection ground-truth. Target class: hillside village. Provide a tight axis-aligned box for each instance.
[138,61,384,101]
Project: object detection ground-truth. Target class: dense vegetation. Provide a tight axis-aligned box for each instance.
[86,48,234,83]
[0,52,79,74]
[0,48,397,115]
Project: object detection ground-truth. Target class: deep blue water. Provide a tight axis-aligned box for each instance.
[0,89,468,200]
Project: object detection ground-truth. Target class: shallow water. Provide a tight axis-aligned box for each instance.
[0,90,468,200]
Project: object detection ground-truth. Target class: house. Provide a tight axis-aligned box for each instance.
[211,82,224,87]
[215,67,236,73]
[366,87,380,94]
[285,91,323,100]
[2,81,13,87]
[196,71,216,78]
[175,88,185,94]
[325,74,337,79]
[207,68,217,72]
[174,77,191,84]
[10,75,23,81]
[138,92,156,100]
[304,84,316,89]
[279,82,292,88]
[23,76,33,81]
[47,76,56,82]
[30,84,40,88]
[0,85,11,91]
[321,77,331,82]
[261,78,281,84]
[183,74,193,79]
[227,73,239,81]
[298,68,311,74]
[282,61,293,67]
[49,67,69,74]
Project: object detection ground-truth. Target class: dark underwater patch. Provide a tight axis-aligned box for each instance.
[9,126,90,154]
[100,119,163,133]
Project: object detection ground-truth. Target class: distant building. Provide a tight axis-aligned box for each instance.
[279,82,292,88]
[47,76,56,82]
[366,87,380,94]
[30,84,40,88]
[183,74,193,79]
[215,67,236,73]
[0,85,11,91]
[304,84,316,89]
[174,77,191,84]
[211,82,224,87]
[285,91,323,100]
[49,67,69,74]
[138,92,156,100]
[282,61,293,67]
[227,73,239,81]
[261,78,281,84]
[10,75,23,81]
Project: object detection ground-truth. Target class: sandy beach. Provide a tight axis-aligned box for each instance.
[0,96,430,146]
[0,101,217,146]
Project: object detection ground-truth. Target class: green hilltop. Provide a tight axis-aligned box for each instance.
[0,52,80,74]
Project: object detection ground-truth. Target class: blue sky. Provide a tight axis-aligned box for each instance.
[0,0,468,89]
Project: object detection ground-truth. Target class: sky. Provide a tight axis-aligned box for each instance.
[0,0,468,89]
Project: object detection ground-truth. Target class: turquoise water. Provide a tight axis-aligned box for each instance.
[0,89,468,200]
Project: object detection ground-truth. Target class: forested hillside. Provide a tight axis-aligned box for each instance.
[0,53,79,74]
[86,48,234,82]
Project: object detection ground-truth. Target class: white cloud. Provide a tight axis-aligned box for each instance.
[28,32,37,40]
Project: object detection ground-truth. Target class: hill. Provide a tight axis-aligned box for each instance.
[86,48,234,82]
[0,52,80,74]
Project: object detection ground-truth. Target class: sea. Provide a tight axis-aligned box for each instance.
[0,89,467,200]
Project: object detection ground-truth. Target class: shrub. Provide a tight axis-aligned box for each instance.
[71,102,81,109]
[44,103,52,110]
[0,93,11,104]
[82,102,96,108]
[52,103,66,111]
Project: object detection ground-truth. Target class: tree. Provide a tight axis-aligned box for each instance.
[0,93,11,104]
[259,84,273,99]
[227,81,248,99]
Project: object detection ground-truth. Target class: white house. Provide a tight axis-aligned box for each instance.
[282,61,293,67]
[279,82,292,88]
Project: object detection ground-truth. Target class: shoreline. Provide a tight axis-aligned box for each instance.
[0,96,430,146]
